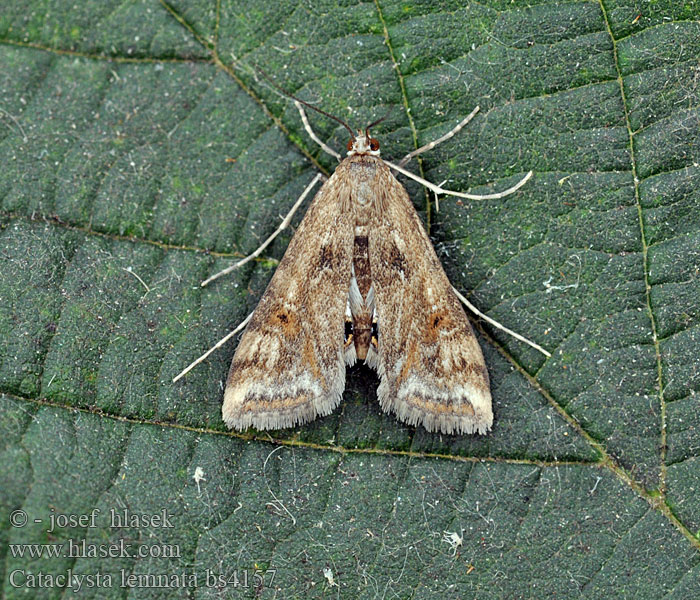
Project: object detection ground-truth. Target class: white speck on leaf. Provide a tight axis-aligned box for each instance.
[442,529,464,556]
[323,567,337,587]
[193,467,206,493]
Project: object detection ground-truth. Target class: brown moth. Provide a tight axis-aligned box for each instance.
[221,125,493,435]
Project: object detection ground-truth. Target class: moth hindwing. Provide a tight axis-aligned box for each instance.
[222,130,492,435]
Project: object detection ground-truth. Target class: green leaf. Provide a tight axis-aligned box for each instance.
[1,1,699,597]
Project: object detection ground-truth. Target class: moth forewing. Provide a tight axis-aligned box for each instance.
[221,176,354,430]
[368,163,492,434]
[221,129,493,435]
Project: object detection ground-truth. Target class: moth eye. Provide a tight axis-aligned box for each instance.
[347,139,354,151]
[369,138,380,151]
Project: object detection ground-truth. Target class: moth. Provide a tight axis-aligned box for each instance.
[219,111,507,436]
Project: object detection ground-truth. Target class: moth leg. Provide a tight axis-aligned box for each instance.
[451,286,551,358]
[172,311,254,383]
[431,179,447,213]
[201,173,324,287]
[294,101,342,161]
[398,106,480,167]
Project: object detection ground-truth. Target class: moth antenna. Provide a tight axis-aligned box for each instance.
[365,110,391,135]
[253,65,355,137]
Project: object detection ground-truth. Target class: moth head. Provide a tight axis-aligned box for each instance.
[347,131,381,157]
[346,112,388,157]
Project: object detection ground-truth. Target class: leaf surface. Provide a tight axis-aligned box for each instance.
[1,1,699,597]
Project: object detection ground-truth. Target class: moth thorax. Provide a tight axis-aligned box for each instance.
[354,181,374,206]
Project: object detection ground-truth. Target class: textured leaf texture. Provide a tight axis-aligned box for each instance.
[1,1,699,598]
